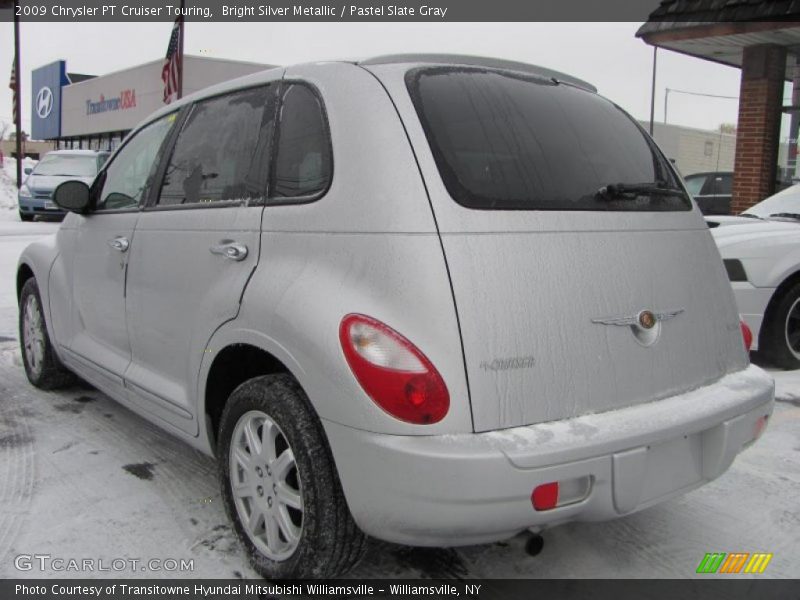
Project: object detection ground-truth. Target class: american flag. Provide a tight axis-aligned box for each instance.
[161,16,182,104]
[9,57,17,124]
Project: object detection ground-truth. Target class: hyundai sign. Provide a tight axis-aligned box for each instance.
[31,61,69,140]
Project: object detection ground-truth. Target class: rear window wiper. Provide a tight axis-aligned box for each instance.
[596,181,687,200]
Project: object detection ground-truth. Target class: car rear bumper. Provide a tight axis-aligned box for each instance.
[324,364,774,546]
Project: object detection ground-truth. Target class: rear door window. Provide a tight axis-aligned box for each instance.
[157,86,275,207]
[407,67,689,211]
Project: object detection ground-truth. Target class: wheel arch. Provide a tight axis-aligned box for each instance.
[199,327,311,457]
[16,262,35,300]
[760,269,800,346]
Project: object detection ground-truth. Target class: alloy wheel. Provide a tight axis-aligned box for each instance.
[229,410,304,561]
[786,297,800,360]
[22,294,45,378]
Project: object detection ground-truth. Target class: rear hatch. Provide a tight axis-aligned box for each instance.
[369,63,749,432]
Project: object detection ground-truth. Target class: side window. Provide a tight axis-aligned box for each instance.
[714,174,733,195]
[96,115,175,210]
[699,176,717,196]
[683,175,707,197]
[158,86,274,206]
[270,83,332,200]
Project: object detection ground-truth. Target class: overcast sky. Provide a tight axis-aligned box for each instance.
[0,21,769,136]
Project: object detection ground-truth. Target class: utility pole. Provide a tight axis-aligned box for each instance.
[649,47,657,135]
[13,0,22,188]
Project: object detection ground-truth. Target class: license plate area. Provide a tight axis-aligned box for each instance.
[612,433,703,514]
[640,434,703,502]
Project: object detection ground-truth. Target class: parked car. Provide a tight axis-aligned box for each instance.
[706,183,800,228]
[684,171,733,215]
[740,182,800,220]
[16,55,774,579]
[17,149,109,221]
[711,214,800,368]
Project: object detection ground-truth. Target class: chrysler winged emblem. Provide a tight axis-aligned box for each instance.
[592,308,684,346]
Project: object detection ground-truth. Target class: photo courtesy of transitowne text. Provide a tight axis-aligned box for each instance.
[0,0,798,599]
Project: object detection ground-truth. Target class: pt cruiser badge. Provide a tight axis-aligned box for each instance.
[592,309,685,346]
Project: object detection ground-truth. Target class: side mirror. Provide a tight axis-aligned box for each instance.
[53,180,91,213]
[24,167,32,175]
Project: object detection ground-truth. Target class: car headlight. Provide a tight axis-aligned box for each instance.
[724,259,748,282]
[18,185,32,199]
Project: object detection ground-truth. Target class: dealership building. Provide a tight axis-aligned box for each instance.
[30,55,271,151]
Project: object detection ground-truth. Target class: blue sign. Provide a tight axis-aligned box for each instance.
[31,61,69,140]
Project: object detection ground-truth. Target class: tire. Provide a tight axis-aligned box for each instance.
[19,211,33,222]
[18,278,75,389]
[218,374,366,579]
[760,281,800,369]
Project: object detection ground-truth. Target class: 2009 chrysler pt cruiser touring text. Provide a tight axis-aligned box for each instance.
[16,55,774,578]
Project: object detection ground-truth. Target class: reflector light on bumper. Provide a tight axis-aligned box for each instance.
[532,476,592,511]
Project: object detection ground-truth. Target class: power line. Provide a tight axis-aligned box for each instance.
[666,88,738,101]
[664,87,738,124]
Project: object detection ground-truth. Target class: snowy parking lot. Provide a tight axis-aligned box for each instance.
[0,163,798,579]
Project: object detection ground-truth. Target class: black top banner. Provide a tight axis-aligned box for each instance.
[0,0,746,23]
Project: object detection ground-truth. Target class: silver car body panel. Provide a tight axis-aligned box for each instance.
[365,62,749,431]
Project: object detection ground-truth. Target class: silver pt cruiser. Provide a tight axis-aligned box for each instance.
[16,55,775,578]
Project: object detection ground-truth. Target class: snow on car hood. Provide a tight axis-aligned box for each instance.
[26,174,95,192]
[705,215,761,228]
[711,219,800,250]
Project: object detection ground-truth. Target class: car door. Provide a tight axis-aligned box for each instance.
[63,114,177,396]
[707,172,733,214]
[696,173,732,215]
[123,83,278,434]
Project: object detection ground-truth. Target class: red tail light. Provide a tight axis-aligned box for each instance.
[339,314,449,424]
[740,320,753,352]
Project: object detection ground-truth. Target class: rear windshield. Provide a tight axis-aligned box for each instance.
[406,67,690,211]
[34,154,101,177]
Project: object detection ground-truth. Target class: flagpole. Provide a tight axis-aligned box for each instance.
[177,0,184,100]
[13,0,22,188]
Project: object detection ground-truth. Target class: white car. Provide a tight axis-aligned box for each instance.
[706,183,800,228]
[712,216,800,368]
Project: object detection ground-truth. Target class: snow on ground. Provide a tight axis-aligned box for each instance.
[1,157,36,213]
[0,187,797,578]
[0,162,59,346]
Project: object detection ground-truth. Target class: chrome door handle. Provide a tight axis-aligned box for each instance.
[209,240,248,262]
[108,236,129,252]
